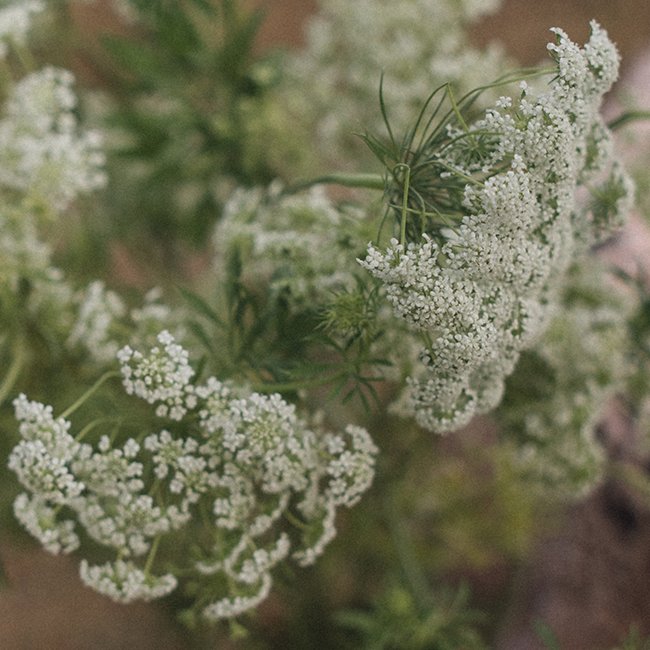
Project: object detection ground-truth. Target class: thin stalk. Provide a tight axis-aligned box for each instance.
[0,337,27,407]
[284,509,309,531]
[608,110,650,131]
[446,84,469,132]
[61,371,121,419]
[397,164,411,246]
[434,160,483,187]
[385,495,433,612]
[74,417,119,443]
[144,535,162,576]
[252,369,348,394]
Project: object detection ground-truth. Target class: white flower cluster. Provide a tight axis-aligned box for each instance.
[118,330,197,421]
[66,284,186,366]
[0,67,106,211]
[67,281,127,364]
[9,332,377,619]
[361,23,633,433]
[188,376,377,621]
[499,261,633,494]
[0,1,44,59]
[79,560,177,604]
[214,184,370,303]
[0,61,116,346]
[0,206,52,292]
[281,0,505,167]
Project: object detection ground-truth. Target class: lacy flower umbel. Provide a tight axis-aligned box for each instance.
[360,21,632,433]
[9,331,377,620]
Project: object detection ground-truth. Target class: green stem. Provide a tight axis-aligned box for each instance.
[75,417,118,443]
[283,173,385,196]
[446,84,468,132]
[284,509,309,531]
[60,371,121,419]
[395,164,411,247]
[607,110,650,131]
[0,337,27,407]
[385,495,433,612]
[144,535,162,576]
[252,369,347,394]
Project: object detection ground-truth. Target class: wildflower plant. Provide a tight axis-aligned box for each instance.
[9,331,377,620]
[2,0,650,645]
[360,21,632,433]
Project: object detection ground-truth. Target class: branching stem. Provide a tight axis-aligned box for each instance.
[61,371,121,419]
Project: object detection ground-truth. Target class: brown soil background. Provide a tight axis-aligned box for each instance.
[2,1,649,649]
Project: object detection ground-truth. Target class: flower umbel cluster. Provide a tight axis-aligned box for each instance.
[281,0,506,168]
[0,1,44,59]
[0,67,106,212]
[361,22,633,432]
[497,260,633,493]
[9,331,377,619]
[214,183,371,304]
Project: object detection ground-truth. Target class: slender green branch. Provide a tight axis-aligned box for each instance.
[144,535,162,576]
[283,173,385,196]
[607,110,650,131]
[75,417,120,443]
[385,495,433,612]
[446,84,469,132]
[252,369,348,394]
[0,337,27,407]
[433,160,484,187]
[284,508,310,531]
[61,371,121,419]
[396,163,411,246]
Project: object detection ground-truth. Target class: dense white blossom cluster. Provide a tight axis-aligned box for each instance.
[67,281,127,364]
[214,184,370,302]
[361,23,633,433]
[118,330,197,421]
[0,206,52,292]
[66,285,187,365]
[281,0,506,167]
[9,332,377,618]
[79,560,177,603]
[0,61,112,344]
[0,67,106,211]
[0,1,44,59]
[498,261,633,493]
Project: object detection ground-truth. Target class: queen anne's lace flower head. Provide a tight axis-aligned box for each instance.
[0,67,106,211]
[118,330,197,421]
[0,1,44,59]
[9,332,378,621]
[214,184,370,304]
[360,22,633,433]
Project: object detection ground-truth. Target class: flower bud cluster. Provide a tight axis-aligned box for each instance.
[67,281,127,364]
[498,260,633,493]
[118,330,197,421]
[281,0,506,168]
[0,1,44,59]
[9,331,378,619]
[361,23,633,433]
[0,67,106,211]
[214,184,370,303]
